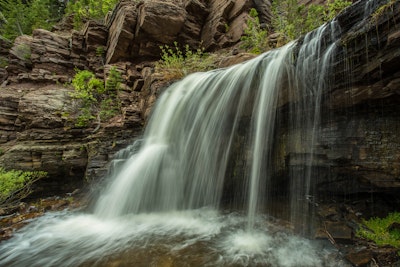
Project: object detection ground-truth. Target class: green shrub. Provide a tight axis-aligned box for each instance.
[271,0,352,45]
[240,8,269,54]
[0,0,65,41]
[66,0,119,29]
[156,41,215,81]
[105,66,122,93]
[71,69,104,103]
[0,167,47,206]
[357,212,400,251]
[70,67,122,127]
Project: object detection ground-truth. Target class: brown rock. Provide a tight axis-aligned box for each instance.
[136,1,187,44]
[321,221,353,243]
[201,0,235,50]
[106,1,138,64]
[345,249,373,267]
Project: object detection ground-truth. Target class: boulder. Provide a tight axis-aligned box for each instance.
[106,1,138,64]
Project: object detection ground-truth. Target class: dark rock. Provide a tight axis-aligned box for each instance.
[345,249,373,267]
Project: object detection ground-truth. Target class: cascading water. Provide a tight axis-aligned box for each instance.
[0,20,351,267]
[288,20,341,234]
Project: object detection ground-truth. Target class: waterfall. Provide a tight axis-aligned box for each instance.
[94,43,296,225]
[93,21,340,231]
[0,21,349,267]
[288,20,341,233]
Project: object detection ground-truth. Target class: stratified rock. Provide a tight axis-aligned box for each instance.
[106,1,138,64]
[178,0,209,48]
[0,38,12,84]
[136,1,186,43]
[7,35,33,78]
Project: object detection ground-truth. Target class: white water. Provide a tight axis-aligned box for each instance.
[0,210,348,266]
[0,21,350,266]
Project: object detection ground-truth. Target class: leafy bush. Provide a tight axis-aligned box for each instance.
[156,42,215,81]
[357,212,400,250]
[70,67,122,127]
[66,0,119,28]
[240,8,269,54]
[271,0,352,44]
[71,69,104,104]
[0,0,65,41]
[0,167,47,206]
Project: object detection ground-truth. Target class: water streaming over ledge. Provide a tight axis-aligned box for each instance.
[0,21,351,266]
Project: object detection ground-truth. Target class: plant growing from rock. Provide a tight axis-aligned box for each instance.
[156,41,216,81]
[240,8,269,54]
[66,0,120,29]
[0,167,47,209]
[271,0,352,45]
[70,67,122,128]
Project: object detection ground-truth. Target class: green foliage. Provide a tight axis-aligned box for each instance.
[101,67,122,120]
[99,98,119,121]
[240,8,269,54]
[0,167,47,205]
[357,212,400,251]
[326,0,352,20]
[0,0,65,41]
[96,46,105,57]
[271,0,352,44]
[156,41,215,81]
[66,0,119,28]
[71,69,104,103]
[272,0,306,42]
[105,66,122,93]
[70,67,122,127]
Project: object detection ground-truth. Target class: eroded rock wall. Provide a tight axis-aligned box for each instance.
[0,0,256,193]
[273,0,400,201]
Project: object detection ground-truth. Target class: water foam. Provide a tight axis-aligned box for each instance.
[0,210,349,266]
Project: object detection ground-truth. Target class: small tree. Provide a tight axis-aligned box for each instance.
[0,0,65,41]
[0,167,47,208]
[70,67,122,127]
[66,0,120,28]
[240,8,269,54]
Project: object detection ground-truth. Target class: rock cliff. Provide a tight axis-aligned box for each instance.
[0,0,399,206]
[0,0,256,193]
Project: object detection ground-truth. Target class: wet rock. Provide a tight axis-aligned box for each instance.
[317,221,353,243]
[345,249,373,267]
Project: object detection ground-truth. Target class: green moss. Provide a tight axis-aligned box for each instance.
[357,212,400,251]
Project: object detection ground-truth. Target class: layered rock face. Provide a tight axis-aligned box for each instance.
[0,0,399,203]
[0,0,255,192]
[320,0,400,197]
[273,0,400,203]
